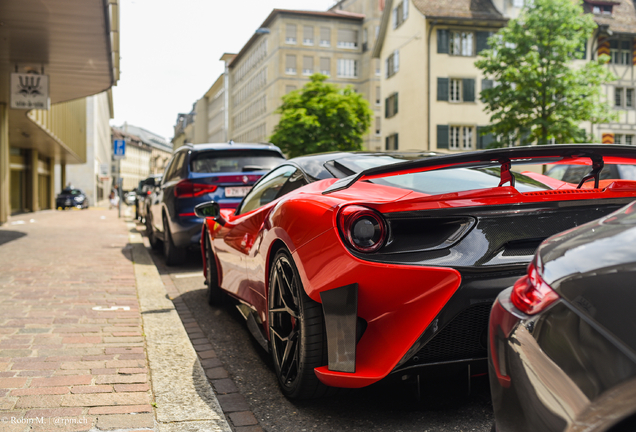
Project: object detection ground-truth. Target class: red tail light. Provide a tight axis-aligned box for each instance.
[511,263,559,315]
[174,180,218,198]
[146,190,151,195]
[338,205,387,253]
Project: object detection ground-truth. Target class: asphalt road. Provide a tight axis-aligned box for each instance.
[140,222,495,432]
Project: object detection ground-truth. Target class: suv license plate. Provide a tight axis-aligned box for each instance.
[225,186,251,197]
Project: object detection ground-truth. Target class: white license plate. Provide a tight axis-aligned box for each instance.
[225,186,251,197]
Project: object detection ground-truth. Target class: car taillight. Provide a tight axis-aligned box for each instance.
[174,180,218,198]
[338,205,387,253]
[511,262,559,315]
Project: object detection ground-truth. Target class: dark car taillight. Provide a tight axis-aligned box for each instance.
[510,262,559,315]
[338,205,387,253]
[174,179,218,198]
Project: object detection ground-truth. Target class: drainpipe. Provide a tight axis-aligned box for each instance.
[224,62,230,142]
[427,20,437,151]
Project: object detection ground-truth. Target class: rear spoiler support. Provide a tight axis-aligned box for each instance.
[577,154,604,189]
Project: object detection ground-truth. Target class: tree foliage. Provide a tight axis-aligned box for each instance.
[475,0,616,147]
[270,74,372,157]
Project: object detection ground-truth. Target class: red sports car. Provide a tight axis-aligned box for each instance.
[195,145,636,399]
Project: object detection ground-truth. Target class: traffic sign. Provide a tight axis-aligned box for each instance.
[113,139,126,159]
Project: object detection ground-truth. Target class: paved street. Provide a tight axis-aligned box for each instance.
[141,221,496,432]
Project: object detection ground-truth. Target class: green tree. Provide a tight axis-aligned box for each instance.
[270,74,372,157]
[475,0,616,147]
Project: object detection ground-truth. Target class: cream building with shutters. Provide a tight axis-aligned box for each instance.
[373,0,636,153]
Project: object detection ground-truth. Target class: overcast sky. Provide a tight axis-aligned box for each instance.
[111,0,338,141]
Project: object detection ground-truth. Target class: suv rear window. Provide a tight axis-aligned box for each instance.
[190,150,284,173]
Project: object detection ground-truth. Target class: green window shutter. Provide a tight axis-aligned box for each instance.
[481,79,493,91]
[437,78,449,101]
[477,126,495,149]
[463,78,475,102]
[395,133,399,150]
[394,93,398,115]
[437,29,449,54]
[437,125,449,149]
[476,31,490,54]
[385,97,389,118]
[385,136,389,150]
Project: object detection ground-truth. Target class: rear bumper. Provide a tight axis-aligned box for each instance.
[294,228,526,389]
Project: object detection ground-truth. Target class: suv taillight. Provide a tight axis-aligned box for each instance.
[174,180,218,198]
[338,205,387,253]
[511,262,559,315]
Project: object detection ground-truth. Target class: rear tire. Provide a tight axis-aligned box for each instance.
[205,232,224,306]
[268,249,332,399]
[163,216,186,266]
[146,214,162,251]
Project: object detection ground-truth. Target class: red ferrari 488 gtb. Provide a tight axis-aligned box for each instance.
[194,145,636,399]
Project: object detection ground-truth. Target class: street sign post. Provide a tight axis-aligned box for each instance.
[113,139,126,160]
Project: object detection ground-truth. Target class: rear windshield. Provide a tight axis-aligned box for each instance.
[190,150,284,174]
[336,155,550,194]
[61,189,83,195]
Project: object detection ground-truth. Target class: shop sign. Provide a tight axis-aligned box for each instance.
[10,73,50,110]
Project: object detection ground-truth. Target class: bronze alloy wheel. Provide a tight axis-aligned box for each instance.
[268,249,333,399]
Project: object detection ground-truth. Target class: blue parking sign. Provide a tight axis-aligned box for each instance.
[113,139,126,159]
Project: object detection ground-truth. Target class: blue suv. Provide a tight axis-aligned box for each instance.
[146,143,285,265]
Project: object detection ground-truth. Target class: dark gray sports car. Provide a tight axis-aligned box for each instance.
[489,200,636,432]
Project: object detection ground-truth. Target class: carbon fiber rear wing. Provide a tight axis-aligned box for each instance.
[322,144,636,195]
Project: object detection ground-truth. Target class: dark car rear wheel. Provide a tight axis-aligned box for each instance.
[163,216,186,266]
[268,249,331,399]
[146,214,162,251]
[205,232,224,306]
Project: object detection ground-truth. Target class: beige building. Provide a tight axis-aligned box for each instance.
[373,0,636,153]
[176,1,385,152]
[0,1,120,223]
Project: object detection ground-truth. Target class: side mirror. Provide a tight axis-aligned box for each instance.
[194,201,226,226]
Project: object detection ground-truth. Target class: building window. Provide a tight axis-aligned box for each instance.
[286,24,297,44]
[320,57,330,76]
[386,133,398,150]
[615,134,634,145]
[392,1,408,29]
[363,28,368,51]
[320,27,331,47]
[303,26,314,45]
[628,135,634,145]
[450,79,462,102]
[285,55,296,74]
[376,86,381,105]
[385,93,398,118]
[303,56,314,75]
[616,87,623,107]
[592,4,612,14]
[627,89,634,108]
[462,126,474,150]
[385,50,399,78]
[449,126,461,150]
[450,31,474,56]
[337,29,358,49]
[616,134,622,144]
[375,116,381,136]
[337,59,358,77]
[610,39,631,65]
[375,58,381,76]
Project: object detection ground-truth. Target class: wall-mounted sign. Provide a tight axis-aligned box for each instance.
[10,73,50,110]
[113,139,126,160]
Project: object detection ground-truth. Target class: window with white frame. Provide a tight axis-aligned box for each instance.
[320,57,330,76]
[375,58,381,76]
[450,79,462,102]
[285,55,296,74]
[462,126,474,150]
[616,87,623,107]
[303,26,314,45]
[320,27,331,47]
[386,50,399,78]
[450,126,461,150]
[627,89,634,108]
[392,1,409,29]
[610,39,631,65]
[375,116,381,136]
[337,29,358,49]
[615,134,635,145]
[286,24,297,44]
[615,87,635,108]
[303,56,314,75]
[450,31,474,56]
[375,86,381,105]
[337,59,357,78]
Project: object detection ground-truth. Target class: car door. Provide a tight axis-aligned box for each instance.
[214,165,306,308]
